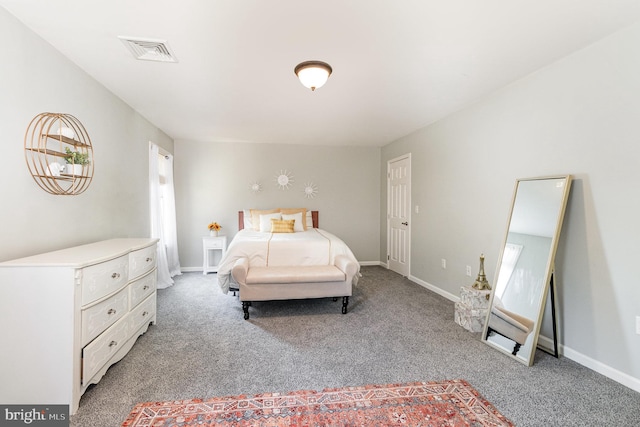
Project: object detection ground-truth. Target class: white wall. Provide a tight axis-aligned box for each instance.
[381,22,640,389]
[4,0,638,393]
[0,8,173,262]
[173,140,381,269]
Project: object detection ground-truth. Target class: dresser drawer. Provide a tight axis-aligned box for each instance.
[130,293,156,332]
[81,255,129,306]
[204,238,224,249]
[81,287,129,346]
[129,245,156,280]
[129,270,156,308]
[82,315,133,384]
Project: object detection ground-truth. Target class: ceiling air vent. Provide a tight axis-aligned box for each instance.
[118,36,178,63]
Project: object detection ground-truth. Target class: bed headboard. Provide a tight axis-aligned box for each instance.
[238,211,319,230]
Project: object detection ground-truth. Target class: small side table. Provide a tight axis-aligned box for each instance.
[454,286,491,332]
[202,235,227,274]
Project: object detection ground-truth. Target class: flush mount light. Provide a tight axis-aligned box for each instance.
[294,61,332,91]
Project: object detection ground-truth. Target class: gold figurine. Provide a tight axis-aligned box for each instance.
[472,254,491,290]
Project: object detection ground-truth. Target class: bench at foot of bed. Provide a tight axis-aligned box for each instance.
[241,296,350,320]
[231,255,358,320]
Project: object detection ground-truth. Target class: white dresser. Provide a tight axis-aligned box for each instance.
[0,238,158,414]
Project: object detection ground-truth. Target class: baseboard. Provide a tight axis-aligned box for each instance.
[537,334,640,392]
[359,261,383,267]
[408,275,460,303]
[561,343,640,393]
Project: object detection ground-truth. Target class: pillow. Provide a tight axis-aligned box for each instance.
[259,212,282,232]
[306,210,313,228]
[242,210,253,230]
[271,219,295,233]
[279,208,308,230]
[250,209,279,231]
[281,212,304,232]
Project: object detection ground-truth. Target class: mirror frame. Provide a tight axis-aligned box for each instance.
[482,175,572,366]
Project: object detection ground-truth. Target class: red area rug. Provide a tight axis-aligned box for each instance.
[122,379,513,426]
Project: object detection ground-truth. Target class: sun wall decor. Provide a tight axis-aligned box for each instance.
[303,182,318,198]
[249,181,262,193]
[275,170,294,190]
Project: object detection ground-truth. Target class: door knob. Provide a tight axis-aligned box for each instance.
[402,222,408,226]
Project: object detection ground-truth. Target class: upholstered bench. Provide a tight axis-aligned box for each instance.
[231,255,358,320]
[486,304,534,355]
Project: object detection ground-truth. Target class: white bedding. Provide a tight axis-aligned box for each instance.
[217,228,359,293]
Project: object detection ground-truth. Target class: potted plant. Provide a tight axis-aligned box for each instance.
[208,222,222,236]
[64,147,90,175]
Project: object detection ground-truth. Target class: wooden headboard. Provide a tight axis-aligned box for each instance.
[238,211,319,230]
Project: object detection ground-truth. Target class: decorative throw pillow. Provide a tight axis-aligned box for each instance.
[251,209,279,231]
[271,219,295,233]
[279,208,308,230]
[281,212,304,232]
[259,213,282,232]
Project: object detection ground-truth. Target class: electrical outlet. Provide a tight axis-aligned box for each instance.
[636,316,640,335]
[441,258,446,269]
[466,265,472,277]
[415,205,419,214]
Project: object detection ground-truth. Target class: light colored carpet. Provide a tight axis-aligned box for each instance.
[70,267,640,426]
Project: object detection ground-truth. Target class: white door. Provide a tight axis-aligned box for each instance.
[387,154,411,276]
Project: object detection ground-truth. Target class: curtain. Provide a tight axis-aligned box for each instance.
[161,153,182,277]
[149,143,181,289]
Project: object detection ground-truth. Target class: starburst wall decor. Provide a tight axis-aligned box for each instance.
[275,170,294,190]
[249,181,262,193]
[303,182,318,198]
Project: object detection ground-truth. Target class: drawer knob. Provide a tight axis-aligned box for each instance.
[142,311,148,317]
[143,285,149,291]
[107,308,117,315]
[109,340,118,347]
[146,257,152,262]
[111,272,120,279]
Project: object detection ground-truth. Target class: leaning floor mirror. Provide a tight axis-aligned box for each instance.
[482,175,572,366]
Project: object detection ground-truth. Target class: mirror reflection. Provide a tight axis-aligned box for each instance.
[482,176,572,366]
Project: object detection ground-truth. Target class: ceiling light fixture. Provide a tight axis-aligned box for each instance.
[294,61,332,91]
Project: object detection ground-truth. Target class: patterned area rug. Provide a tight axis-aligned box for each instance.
[122,379,513,426]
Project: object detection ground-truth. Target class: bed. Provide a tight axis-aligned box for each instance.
[216,209,360,319]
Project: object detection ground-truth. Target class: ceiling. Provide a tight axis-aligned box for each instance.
[2,1,640,147]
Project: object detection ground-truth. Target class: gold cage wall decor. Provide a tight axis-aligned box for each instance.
[24,113,94,195]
